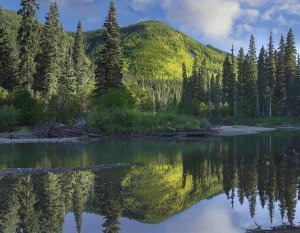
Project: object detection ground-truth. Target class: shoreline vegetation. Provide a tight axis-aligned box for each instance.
[1,1,300,140]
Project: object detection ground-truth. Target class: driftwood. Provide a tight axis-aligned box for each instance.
[159,131,212,138]
[33,124,103,139]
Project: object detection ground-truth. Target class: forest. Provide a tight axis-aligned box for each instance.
[0,0,300,134]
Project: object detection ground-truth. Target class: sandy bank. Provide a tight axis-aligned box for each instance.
[212,126,276,136]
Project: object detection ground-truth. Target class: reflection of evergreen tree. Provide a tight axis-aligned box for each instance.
[34,173,65,233]
[94,172,122,233]
[284,163,297,225]
[0,176,19,233]
[16,176,39,233]
[72,172,93,233]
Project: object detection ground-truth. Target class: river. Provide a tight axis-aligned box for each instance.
[0,130,299,233]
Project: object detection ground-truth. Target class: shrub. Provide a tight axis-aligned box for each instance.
[0,87,9,106]
[12,90,46,125]
[88,107,209,133]
[0,105,20,131]
[94,87,136,110]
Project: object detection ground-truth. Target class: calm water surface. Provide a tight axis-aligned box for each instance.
[0,131,300,233]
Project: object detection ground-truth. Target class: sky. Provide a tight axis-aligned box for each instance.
[1,0,300,53]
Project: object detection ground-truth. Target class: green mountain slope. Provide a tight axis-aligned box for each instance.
[86,20,226,80]
[2,9,226,80]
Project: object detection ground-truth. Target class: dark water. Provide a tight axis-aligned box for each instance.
[0,131,300,233]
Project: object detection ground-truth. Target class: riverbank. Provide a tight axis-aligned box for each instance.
[0,125,298,144]
[212,126,276,136]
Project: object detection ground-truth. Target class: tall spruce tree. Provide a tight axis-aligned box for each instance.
[17,0,39,91]
[266,32,276,117]
[58,48,76,119]
[179,62,191,112]
[0,9,17,90]
[294,55,300,115]
[274,35,285,115]
[34,2,63,98]
[284,29,297,116]
[222,53,235,116]
[95,1,123,95]
[237,47,244,116]
[244,35,258,117]
[257,46,267,116]
[73,21,86,87]
[211,72,222,118]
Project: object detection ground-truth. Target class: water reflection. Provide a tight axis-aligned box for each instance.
[0,132,299,232]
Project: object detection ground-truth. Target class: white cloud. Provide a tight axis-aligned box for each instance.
[131,0,242,38]
[131,0,155,11]
[241,0,269,7]
[242,8,259,22]
[262,0,300,21]
[165,0,241,38]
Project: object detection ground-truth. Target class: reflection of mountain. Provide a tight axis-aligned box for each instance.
[0,132,299,232]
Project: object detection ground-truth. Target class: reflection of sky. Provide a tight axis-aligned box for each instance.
[63,193,300,233]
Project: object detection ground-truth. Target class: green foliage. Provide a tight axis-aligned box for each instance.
[257,46,268,116]
[0,9,17,91]
[94,88,136,110]
[17,0,40,91]
[95,1,123,95]
[0,87,9,106]
[34,2,63,98]
[12,90,46,125]
[284,29,297,116]
[0,105,20,131]
[88,105,209,133]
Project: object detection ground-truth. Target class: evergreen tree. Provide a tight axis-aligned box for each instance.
[17,0,40,91]
[284,29,297,116]
[237,47,245,117]
[274,35,285,115]
[266,32,276,117]
[73,20,88,88]
[58,48,76,119]
[222,53,235,116]
[95,1,123,95]
[241,35,257,117]
[34,2,63,98]
[0,9,17,90]
[179,62,191,112]
[211,72,222,118]
[294,55,300,115]
[257,46,267,116]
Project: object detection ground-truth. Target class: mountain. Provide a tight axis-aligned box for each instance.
[2,9,226,80]
[85,20,226,80]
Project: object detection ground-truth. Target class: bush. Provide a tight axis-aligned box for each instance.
[88,107,209,133]
[12,90,46,125]
[0,105,20,131]
[94,87,136,110]
[0,87,9,106]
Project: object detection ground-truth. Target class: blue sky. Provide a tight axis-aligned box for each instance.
[1,0,300,53]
